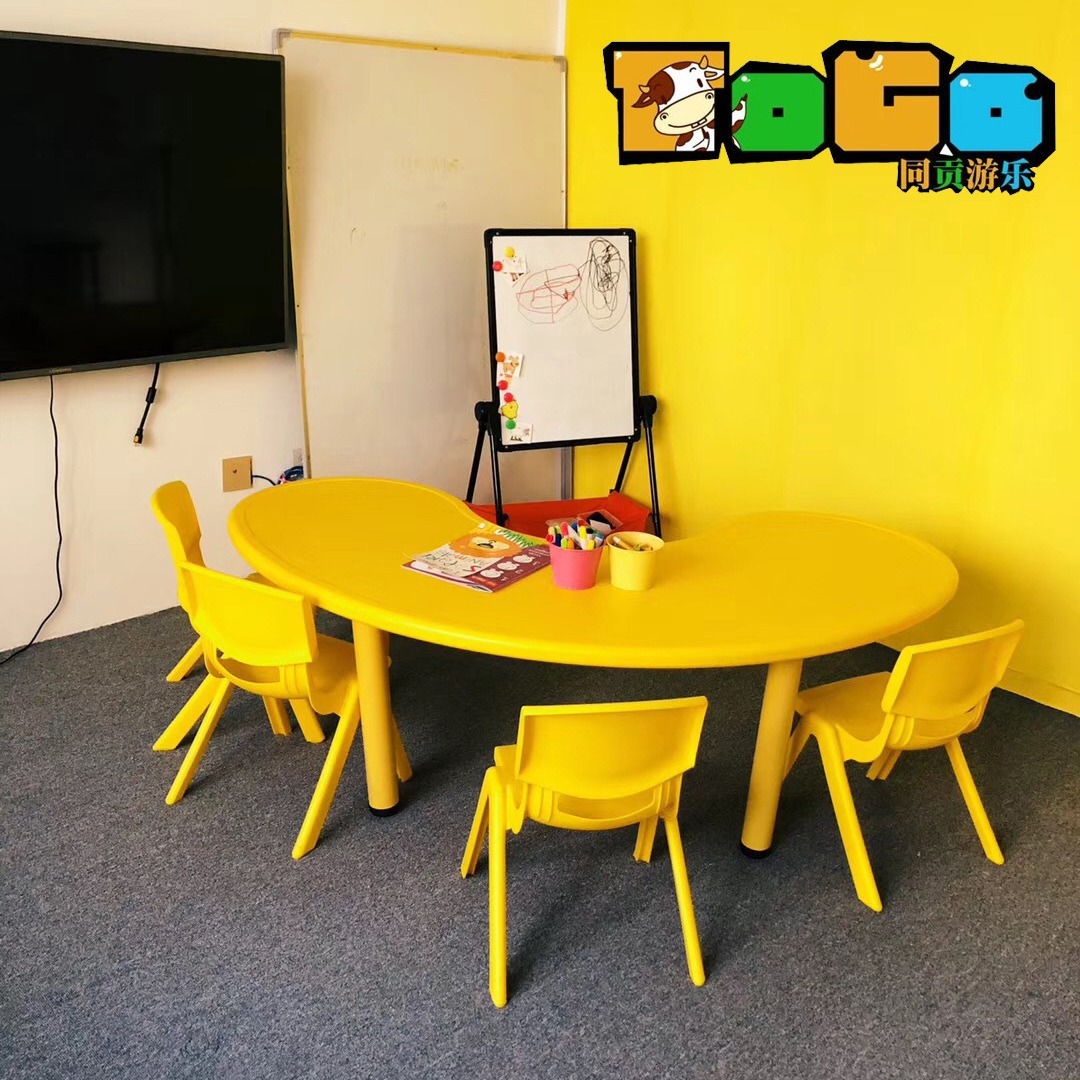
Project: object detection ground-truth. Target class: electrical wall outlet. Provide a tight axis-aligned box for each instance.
[222,455,253,492]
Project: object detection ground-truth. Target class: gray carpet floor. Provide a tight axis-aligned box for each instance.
[1,607,1078,1080]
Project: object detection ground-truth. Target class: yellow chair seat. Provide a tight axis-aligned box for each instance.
[160,559,411,860]
[490,743,661,828]
[785,621,1024,912]
[796,673,890,741]
[462,697,709,1007]
[166,574,282,682]
[304,635,358,712]
[152,481,327,749]
[155,484,312,686]
[217,633,356,714]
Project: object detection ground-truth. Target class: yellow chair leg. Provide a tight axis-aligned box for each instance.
[153,674,218,751]
[166,637,204,683]
[488,785,509,1008]
[292,690,362,860]
[663,814,706,986]
[393,722,413,782]
[290,700,326,744]
[462,772,492,878]
[633,815,659,863]
[785,716,814,779]
[945,739,1004,865]
[867,749,902,782]
[817,729,883,912]
[263,697,292,737]
[166,680,234,805]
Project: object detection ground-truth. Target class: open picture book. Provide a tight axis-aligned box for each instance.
[404,522,551,593]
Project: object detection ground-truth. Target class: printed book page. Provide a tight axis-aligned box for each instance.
[404,523,550,593]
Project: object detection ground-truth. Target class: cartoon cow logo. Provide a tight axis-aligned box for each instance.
[632,57,724,152]
[731,93,747,150]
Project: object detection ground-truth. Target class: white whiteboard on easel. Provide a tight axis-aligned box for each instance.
[486,229,638,450]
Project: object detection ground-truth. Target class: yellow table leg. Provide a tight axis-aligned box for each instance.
[740,658,803,854]
[352,621,399,813]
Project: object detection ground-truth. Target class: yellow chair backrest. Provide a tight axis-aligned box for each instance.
[511,697,708,831]
[151,481,207,615]
[151,480,205,569]
[882,620,1024,732]
[178,561,318,674]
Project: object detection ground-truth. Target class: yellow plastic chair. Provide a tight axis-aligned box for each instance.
[153,480,231,683]
[785,620,1024,912]
[166,561,412,859]
[461,697,709,1007]
[150,480,323,751]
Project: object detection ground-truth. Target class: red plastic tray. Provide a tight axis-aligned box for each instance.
[468,490,653,540]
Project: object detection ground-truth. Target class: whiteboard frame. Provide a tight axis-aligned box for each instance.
[484,228,640,453]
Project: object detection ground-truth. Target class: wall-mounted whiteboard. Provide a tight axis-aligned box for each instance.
[280,32,566,499]
[485,229,638,451]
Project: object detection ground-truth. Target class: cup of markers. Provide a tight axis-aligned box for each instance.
[546,522,605,591]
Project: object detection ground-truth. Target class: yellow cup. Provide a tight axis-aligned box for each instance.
[608,531,664,591]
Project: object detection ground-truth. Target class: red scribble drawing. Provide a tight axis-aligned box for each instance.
[516,264,581,324]
[514,238,628,331]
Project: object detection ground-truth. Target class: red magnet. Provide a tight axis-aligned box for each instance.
[497,379,508,390]
[503,392,514,403]
[492,261,503,272]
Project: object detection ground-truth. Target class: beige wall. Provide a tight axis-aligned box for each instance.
[0,0,565,652]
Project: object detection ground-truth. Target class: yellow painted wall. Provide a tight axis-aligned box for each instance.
[567,0,1080,714]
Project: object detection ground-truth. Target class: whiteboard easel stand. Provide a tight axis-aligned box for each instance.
[469,227,661,536]
[465,393,662,537]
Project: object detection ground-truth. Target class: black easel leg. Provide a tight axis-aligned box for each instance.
[643,413,661,539]
[465,402,487,503]
[633,395,661,538]
[485,406,506,525]
[613,440,634,494]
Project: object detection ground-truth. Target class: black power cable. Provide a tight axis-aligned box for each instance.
[133,362,160,445]
[252,474,278,487]
[1,375,64,666]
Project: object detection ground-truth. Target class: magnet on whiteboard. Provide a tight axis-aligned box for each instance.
[497,355,522,385]
[506,419,517,430]
[495,352,505,363]
[504,246,515,257]
[492,261,503,272]
[503,392,514,403]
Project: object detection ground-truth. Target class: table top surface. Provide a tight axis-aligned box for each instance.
[228,478,958,669]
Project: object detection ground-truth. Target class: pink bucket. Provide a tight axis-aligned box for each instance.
[548,543,604,590]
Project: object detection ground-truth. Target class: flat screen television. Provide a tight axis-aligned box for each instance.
[0,32,288,381]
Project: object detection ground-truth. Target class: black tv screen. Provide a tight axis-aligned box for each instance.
[0,32,288,380]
